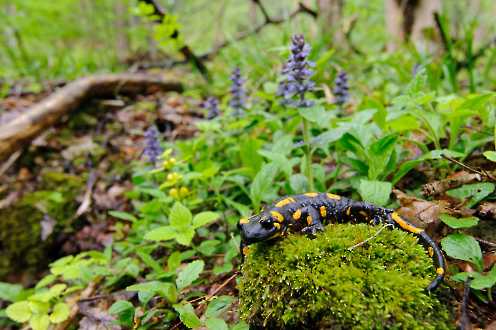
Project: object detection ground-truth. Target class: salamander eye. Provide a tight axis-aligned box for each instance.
[260,218,273,229]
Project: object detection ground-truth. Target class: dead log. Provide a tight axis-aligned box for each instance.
[0,73,183,162]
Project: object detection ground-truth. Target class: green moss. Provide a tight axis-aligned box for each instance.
[239,224,454,330]
[0,172,83,280]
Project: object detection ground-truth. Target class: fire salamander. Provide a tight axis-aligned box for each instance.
[238,192,446,292]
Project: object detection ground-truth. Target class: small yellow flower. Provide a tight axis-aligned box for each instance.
[179,187,190,197]
[169,188,179,198]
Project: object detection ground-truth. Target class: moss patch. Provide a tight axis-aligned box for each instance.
[239,224,454,329]
[0,172,83,280]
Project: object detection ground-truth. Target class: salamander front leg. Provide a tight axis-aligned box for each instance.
[301,207,324,236]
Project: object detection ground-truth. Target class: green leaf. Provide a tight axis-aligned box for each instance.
[126,281,177,303]
[6,301,32,322]
[441,234,483,271]
[176,260,204,290]
[192,212,219,228]
[312,128,348,147]
[206,296,234,318]
[206,317,228,330]
[175,227,195,246]
[109,300,134,327]
[173,303,201,329]
[144,226,176,241]
[446,183,495,208]
[108,211,137,222]
[471,266,496,290]
[29,314,50,330]
[49,302,70,323]
[231,321,250,330]
[250,163,279,208]
[358,179,392,206]
[289,174,308,193]
[439,214,479,229]
[483,151,496,162]
[170,202,193,227]
[197,240,221,256]
[28,300,49,314]
[168,251,182,271]
[0,282,23,302]
[298,106,332,124]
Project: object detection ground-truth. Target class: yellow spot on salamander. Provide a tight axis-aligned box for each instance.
[275,197,296,208]
[271,211,285,223]
[242,246,250,255]
[436,267,445,275]
[346,207,351,216]
[306,215,313,225]
[304,192,319,197]
[273,222,281,230]
[320,206,327,218]
[359,211,368,218]
[239,218,249,224]
[293,209,302,220]
[428,247,434,257]
[391,212,423,234]
[326,193,341,200]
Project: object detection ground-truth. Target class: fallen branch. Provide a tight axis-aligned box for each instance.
[0,73,183,162]
[422,171,482,197]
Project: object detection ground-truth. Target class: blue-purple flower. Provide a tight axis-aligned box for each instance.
[202,96,220,119]
[229,67,246,116]
[277,34,315,108]
[333,70,349,105]
[143,126,162,165]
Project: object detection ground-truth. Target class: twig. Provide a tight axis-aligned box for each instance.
[441,154,496,182]
[422,171,482,197]
[474,237,496,249]
[459,276,472,330]
[201,2,318,60]
[139,0,210,81]
[0,149,21,177]
[347,224,394,251]
[188,272,239,305]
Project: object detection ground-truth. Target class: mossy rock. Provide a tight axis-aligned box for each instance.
[239,224,454,330]
[0,172,83,281]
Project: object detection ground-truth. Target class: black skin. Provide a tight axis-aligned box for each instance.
[238,192,446,292]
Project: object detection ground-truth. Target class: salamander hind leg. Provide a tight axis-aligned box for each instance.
[301,206,325,236]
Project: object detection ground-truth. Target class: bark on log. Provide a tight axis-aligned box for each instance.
[0,73,183,162]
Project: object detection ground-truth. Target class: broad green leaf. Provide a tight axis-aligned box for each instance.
[206,317,228,330]
[6,301,32,322]
[173,303,201,329]
[289,174,308,193]
[109,300,134,327]
[49,302,70,323]
[192,212,219,228]
[30,314,50,330]
[213,262,233,275]
[126,281,177,303]
[439,214,479,229]
[471,266,496,290]
[170,202,192,227]
[197,240,221,256]
[176,260,204,290]
[392,159,421,185]
[206,296,235,318]
[168,251,182,271]
[175,227,196,246]
[358,179,392,206]
[483,151,496,162]
[144,226,176,241]
[28,300,49,315]
[298,106,332,124]
[108,211,137,222]
[35,275,57,289]
[446,183,495,208]
[250,163,279,208]
[231,321,250,330]
[312,127,348,147]
[239,139,264,177]
[0,282,23,302]
[441,234,483,271]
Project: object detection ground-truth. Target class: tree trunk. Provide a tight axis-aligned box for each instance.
[385,0,441,52]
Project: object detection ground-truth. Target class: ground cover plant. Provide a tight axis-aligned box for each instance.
[1,1,496,329]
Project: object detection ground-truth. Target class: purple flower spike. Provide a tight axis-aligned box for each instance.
[333,70,349,106]
[202,96,220,119]
[229,67,246,116]
[277,34,315,108]
[143,126,162,165]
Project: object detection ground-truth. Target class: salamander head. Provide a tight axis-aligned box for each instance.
[238,211,283,245]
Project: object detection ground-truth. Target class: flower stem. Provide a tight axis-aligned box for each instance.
[302,118,314,191]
